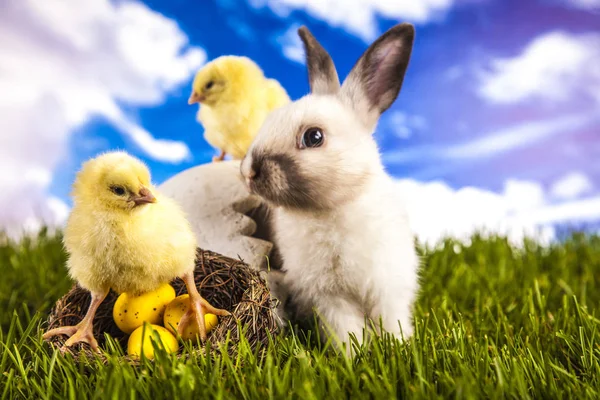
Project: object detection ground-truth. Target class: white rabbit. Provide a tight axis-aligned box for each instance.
[240,23,421,353]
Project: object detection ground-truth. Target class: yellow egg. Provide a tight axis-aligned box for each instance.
[163,294,219,343]
[113,283,176,334]
[127,323,179,360]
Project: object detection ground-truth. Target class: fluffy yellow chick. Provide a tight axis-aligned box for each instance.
[188,55,290,162]
[43,151,230,352]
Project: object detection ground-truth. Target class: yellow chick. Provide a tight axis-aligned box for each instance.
[188,55,290,162]
[43,151,230,352]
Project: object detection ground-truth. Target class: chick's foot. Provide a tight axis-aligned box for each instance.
[42,289,108,353]
[212,150,226,162]
[43,324,100,353]
[43,325,78,341]
[43,321,101,353]
[177,295,231,342]
[179,273,231,342]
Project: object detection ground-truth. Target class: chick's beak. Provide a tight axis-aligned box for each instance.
[131,187,156,206]
[188,91,205,105]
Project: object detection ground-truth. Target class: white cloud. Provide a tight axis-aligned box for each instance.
[0,0,205,236]
[478,31,600,105]
[566,0,600,11]
[504,179,545,210]
[397,175,600,247]
[383,112,596,164]
[108,111,191,162]
[383,111,427,139]
[277,24,306,64]
[249,0,456,41]
[524,196,600,225]
[398,178,554,247]
[47,197,70,225]
[550,171,594,200]
[11,196,71,240]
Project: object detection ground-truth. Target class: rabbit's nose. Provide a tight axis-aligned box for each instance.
[244,164,260,192]
[250,160,261,180]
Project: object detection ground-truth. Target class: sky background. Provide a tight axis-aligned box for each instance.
[1,0,599,245]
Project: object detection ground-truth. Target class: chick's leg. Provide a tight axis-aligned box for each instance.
[178,273,230,342]
[43,289,108,353]
[212,150,226,162]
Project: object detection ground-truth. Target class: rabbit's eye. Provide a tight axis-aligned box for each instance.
[300,128,324,149]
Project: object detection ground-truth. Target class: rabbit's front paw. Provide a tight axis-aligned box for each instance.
[314,297,366,357]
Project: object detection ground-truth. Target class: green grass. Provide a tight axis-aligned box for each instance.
[1,230,599,399]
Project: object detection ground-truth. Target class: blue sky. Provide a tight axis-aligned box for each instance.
[1,0,599,243]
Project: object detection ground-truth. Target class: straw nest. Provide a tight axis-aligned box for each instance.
[44,248,280,362]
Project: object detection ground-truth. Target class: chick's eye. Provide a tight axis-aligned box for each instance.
[300,128,324,149]
[110,186,126,196]
[205,80,214,89]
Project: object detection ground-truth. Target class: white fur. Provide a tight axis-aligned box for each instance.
[274,171,419,350]
[241,96,420,350]
[240,23,420,354]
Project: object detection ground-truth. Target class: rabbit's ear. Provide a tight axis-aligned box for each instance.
[340,23,415,131]
[298,26,341,95]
